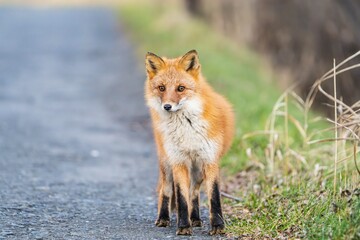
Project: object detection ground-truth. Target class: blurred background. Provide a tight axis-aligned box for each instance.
[184,0,360,117]
[0,0,119,5]
[2,0,359,116]
[0,0,359,238]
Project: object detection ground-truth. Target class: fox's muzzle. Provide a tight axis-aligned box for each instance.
[162,101,184,112]
[163,104,172,111]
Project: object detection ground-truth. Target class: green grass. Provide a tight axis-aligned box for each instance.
[118,2,360,239]
[226,183,360,239]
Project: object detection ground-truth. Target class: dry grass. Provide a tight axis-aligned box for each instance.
[224,53,360,237]
[224,51,360,238]
[307,51,360,191]
[243,51,360,192]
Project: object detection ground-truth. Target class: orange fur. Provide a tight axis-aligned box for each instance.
[145,50,235,236]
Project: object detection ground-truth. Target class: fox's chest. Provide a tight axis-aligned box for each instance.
[159,113,219,165]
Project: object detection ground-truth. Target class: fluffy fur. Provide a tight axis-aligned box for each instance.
[145,50,235,236]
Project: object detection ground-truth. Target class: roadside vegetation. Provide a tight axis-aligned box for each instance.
[119,1,360,239]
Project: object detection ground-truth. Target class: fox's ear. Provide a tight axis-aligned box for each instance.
[145,52,165,79]
[179,50,200,74]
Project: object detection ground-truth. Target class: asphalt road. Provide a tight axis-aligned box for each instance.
[0,7,215,239]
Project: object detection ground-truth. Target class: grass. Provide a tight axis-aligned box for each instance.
[118,1,360,239]
[225,183,360,239]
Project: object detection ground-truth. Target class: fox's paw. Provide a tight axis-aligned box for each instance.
[155,218,170,227]
[191,219,203,227]
[176,227,192,235]
[209,224,225,236]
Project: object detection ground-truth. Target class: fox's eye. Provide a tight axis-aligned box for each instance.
[159,86,165,92]
[177,86,185,92]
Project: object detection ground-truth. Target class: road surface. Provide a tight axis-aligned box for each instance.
[0,7,214,239]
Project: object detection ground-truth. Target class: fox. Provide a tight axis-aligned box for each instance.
[144,50,235,236]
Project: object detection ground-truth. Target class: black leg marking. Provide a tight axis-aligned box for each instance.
[176,184,192,235]
[190,197,202,227]
[176,184,190,227]
[209,181,225,235]
[156,196,170,227]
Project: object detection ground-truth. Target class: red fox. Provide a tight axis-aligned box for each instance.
[144,50,235,236]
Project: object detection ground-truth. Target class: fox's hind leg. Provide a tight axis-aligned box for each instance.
[190,162,203,227]
[204,163,225,235]
[155,165,173,227]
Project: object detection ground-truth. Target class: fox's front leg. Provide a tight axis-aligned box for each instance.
[173,164,192,235]
[204,163,225,235]
[190,163,203,227]
[155,165,173,227]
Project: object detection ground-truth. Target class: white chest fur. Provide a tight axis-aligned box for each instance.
[154,98,220,165]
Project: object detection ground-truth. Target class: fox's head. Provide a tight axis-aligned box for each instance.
[145,50,202,114]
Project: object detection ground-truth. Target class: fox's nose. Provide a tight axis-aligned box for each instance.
[163,104,172,111]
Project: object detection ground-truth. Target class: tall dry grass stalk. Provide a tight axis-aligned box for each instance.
[333,59,338,193]
[244,51,360,194]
